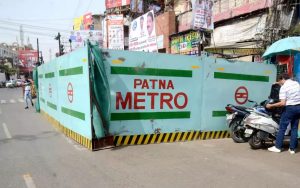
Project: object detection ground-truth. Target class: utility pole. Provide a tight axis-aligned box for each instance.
[20,25,24,48]
[37,38,40,66]
[198,31,203,56]
[55,32,62,55]
[40,51,44,64]
[69,39,72,52]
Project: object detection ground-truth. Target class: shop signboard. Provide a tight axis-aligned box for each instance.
[129,10,157,52]
[18,50,38,73]
[192,0,214,30]
[73,16,83,31]
[107,15,124,50]
[106,0,130,9]
[171,31,200,55]
[83,12,93,30]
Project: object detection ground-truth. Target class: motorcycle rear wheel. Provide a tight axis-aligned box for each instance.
[230,118,248,143]
[249,132,263,149]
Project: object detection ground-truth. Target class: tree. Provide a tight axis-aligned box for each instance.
[0,64,17,80]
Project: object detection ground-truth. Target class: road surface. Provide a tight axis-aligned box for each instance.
[1,88,300,188]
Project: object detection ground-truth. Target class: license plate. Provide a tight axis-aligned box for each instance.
[245,129,253,134]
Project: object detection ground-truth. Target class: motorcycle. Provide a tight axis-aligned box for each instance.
[243,100,285,149]
[225,100,265,143]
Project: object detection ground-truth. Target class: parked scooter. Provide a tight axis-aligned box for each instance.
[225,100,265,143]
[243,99,284,149]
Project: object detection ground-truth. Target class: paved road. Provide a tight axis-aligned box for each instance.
[1,88,300,188]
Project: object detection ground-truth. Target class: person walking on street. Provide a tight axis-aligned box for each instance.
[266,73,300,154]
[23,75,34,109]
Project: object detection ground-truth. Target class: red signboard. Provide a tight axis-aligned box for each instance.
[83,12,93,30]
[277,55,294,77]
[214,0,272,22]
[18,50,38,73]
[105,0,130,9]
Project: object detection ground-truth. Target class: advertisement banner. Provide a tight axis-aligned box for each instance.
[192,0,214,30]
[129,10,157,52]
[83,12,93,30]
[171,31,200,55]
[107,15,124,50]
[73,16,83,31]
[69,30,103,50]
[106,0,130,9]
[18,50,38,73]
[130,0,144,13]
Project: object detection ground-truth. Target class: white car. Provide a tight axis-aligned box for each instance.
[5,80,16,88]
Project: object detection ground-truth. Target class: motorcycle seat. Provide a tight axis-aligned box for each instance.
[235,106,249,111]
[253,109,270,117]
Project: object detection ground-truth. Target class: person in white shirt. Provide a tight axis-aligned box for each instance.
[267,73,300,154]
[23,75,34,109]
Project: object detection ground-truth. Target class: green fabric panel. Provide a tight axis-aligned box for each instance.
[89,44,111,138]
[92,105,105,138]
[111,111,191,121]
[59,66,83,76]
[61,107,85,121]
[33,68,40,112]
[214,72,269,82]
[111,66,193,77]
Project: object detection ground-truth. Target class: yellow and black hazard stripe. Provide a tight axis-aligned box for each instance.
[41,110,231,149]
[41,110,93,150]
[114,130,230,146]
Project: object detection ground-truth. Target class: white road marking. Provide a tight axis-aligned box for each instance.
[23,174,37,188]
[18,98,24,103]
[9,99,16,103]
[62,135,86,151]
[2,123,12,139]
[74,144,86,151]
[0,100,6,104]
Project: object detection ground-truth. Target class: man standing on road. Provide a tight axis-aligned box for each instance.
[267,73,300,154]
[23,75,34,109]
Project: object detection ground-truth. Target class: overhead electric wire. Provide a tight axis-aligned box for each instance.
[2,18,74,22]
[85,0,94,13]
[0,26,59,38]
[69,0,82,28]
[0,19,70,33]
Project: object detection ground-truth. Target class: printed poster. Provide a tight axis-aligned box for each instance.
[129,10,157,52]
[192,0,214,30]
[69,30,103,50]
[107,14,124,50]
